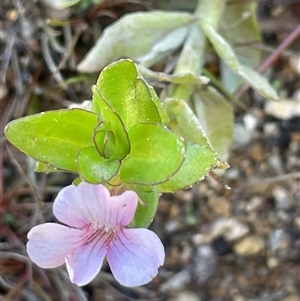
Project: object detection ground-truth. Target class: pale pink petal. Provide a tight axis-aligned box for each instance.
[107,191,138,226]
[53,182,110,227]
[107,228,165,287]
[65,235,107,286]
[27,223,83,268]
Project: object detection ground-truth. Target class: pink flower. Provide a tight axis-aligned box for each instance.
[27,182,165,287]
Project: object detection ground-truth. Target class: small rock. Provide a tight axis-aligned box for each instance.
[225,167,240,180]
[292,89,300,100]
[283,295,300,301]
[176,291,201,301]
[192,244,217,284]
[191,234,206,246]
[273,186,293,210]
[234,235,265,256]
[160,270,191,293]
[268,153,286,175]
[265,98,300,120]
[209,218,250,242]
[250,141,264,162]
[232,295,247,301]
[264,122,280,136]
[268,229,290,257]
[246,196,263,212]
[294,217,300,230]
[165,220,181,234]
[208,197,231,217]
[233,123,253,147]
[289,55,300,74]
[267,256,280,269]
[243,113,259,132]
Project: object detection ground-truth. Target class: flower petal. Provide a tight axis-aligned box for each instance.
[53,182,110,227]
[107,228,165,287]
[108,191,138,226]
[65,236,107,286]
[27,223,83,268]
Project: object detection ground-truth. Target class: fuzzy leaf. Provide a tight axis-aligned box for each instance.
[238,65,279,101]
[194,87,234,160]
[219,2,262,92]
[78,11,193,72]
[199,21,279,101]
[199,20,240,71]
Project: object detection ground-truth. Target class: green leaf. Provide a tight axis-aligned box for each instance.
[92,85,130,160]
[120,123,185,185]
[131,185,159,228]
[138,65,209,86]
[165,98,213,148]
[174,24,206,76]
[137,26,188,67]
[193,87,234,161]
[77,146,120,183]
[5,109,98,172]
[199,21,279,101]
[94,125,118,159]
[160,98,218,192]
[96,59,162,128]
[221,2,261,66]
[195,0,225,28]
[237,65,279,101]
[77,11,193,72]
[148,85,170,125]
[199,21,240,72]
[158,142,218,192]
[219,2,262,93]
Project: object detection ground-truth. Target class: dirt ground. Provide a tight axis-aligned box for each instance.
[1,1,300,300]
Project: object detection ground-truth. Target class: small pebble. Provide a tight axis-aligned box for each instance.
[246,196,263,212]
[208,197,231,217]
[233,123,253,147]
[243,113,258,132]
[192,244,217,284]
[232,295,247,301]
[265,98,300,120]
[191,234,206,246]
[233,235,265,256]
[268,229,290,257]
[268,153,286,175]
[165,220,180,234]
[209,218,250,242]
[289,55,300,74]
[264,122,280,136]
[267,256,280,269]
[160,270,191,293]
[273,186,293,210]
[176,291,201,301]
[283,295,300,301]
